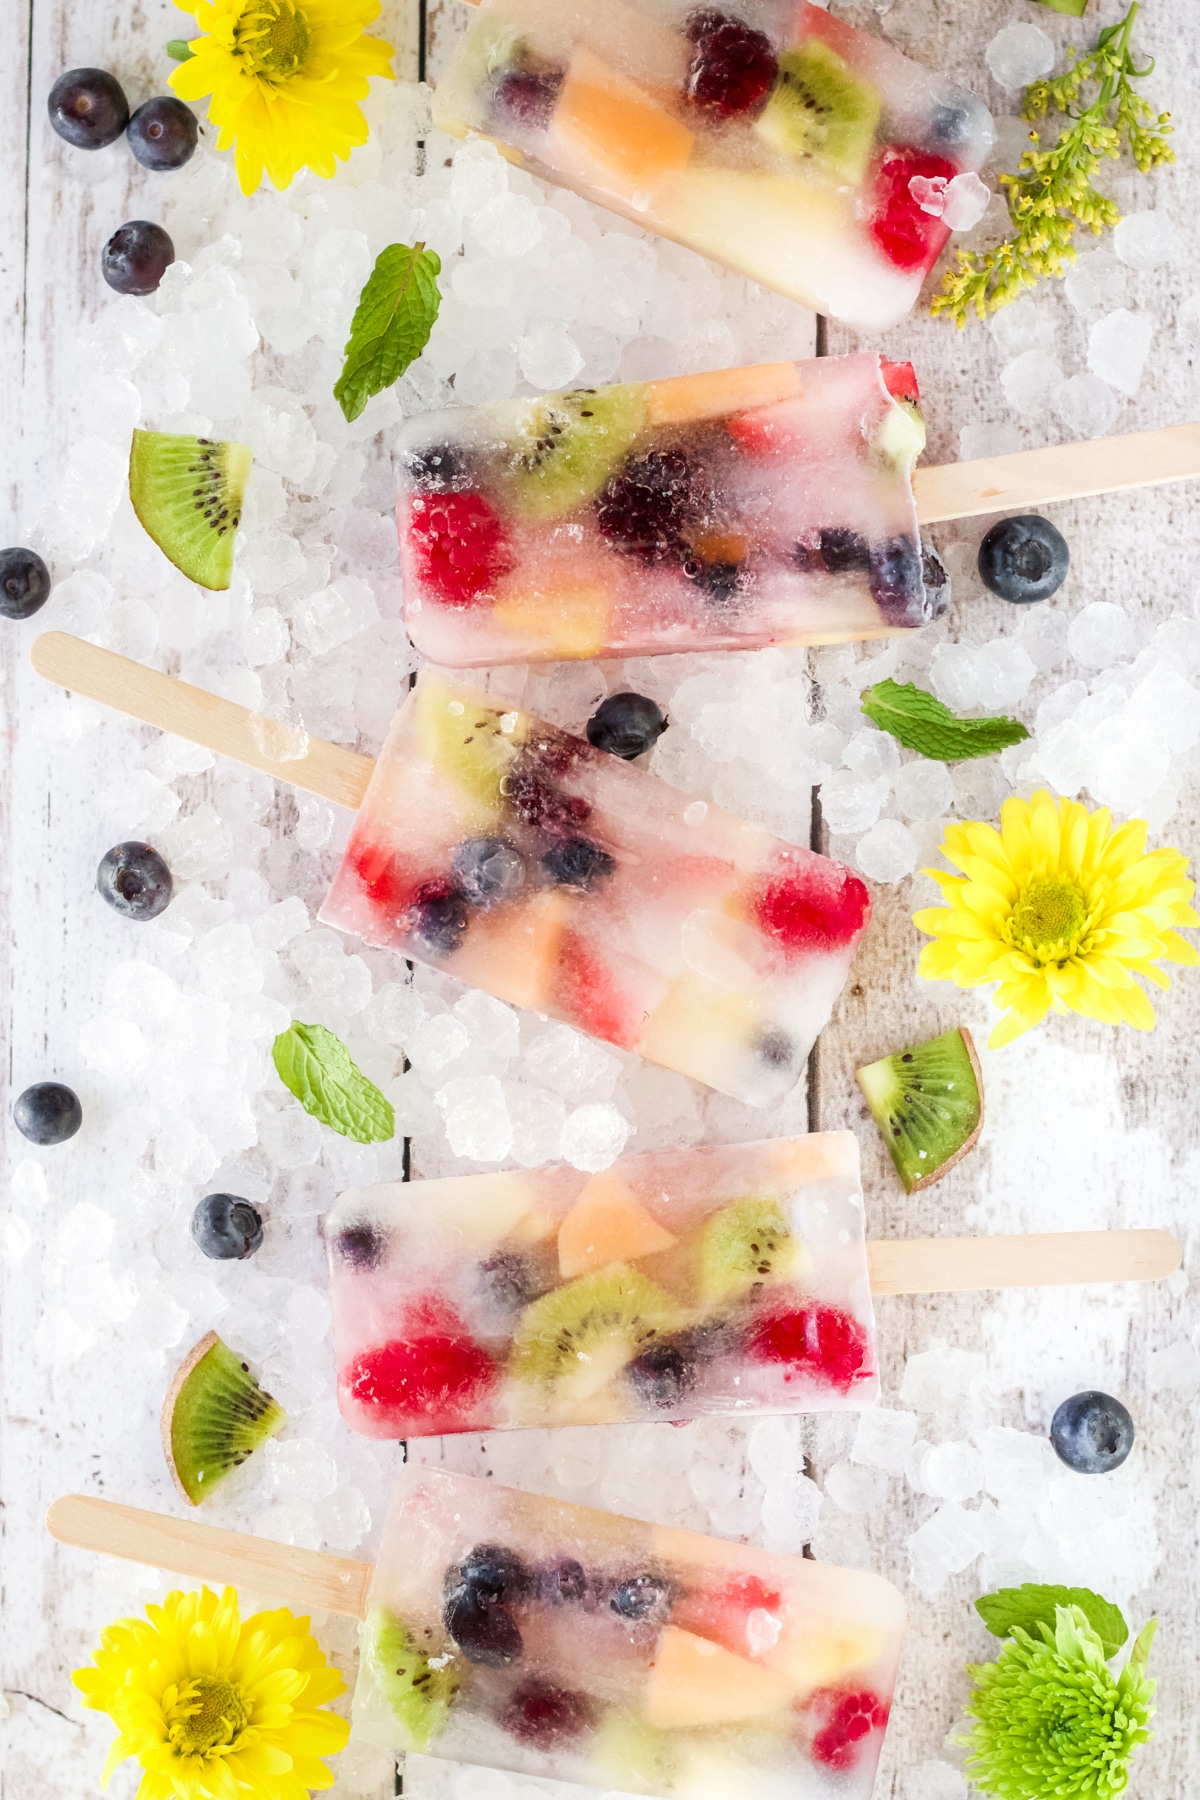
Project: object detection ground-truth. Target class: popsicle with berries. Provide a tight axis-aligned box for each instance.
[319,671,870,1104]
[400,352,940,666]
[435,0,993,330]
[326,1131,876,1437]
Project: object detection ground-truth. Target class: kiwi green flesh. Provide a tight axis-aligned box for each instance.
[129,430,252,591]
[857,1026,983,1193]
[754,42,881,188]
[362,1606,460,1751]
[698,1196,795,1306]
[509,1265,680,1386]
[165,1333,286,1505]
[505,385,646,522]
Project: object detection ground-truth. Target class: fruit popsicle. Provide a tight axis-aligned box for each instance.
[435,0,993,330]
[355,1465,906,1796]
[399,352,943,666]
[327,1132,876,1437]
[319,672,870,1104]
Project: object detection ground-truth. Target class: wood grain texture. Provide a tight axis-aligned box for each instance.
[47,1495,374,1618]
[868,1230,1182,1297]
[914,421,1200,524]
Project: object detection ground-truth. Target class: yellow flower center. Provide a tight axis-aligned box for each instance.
[236,0,312,80]
[1005,875,1091,963]
[165,1675,251,1756]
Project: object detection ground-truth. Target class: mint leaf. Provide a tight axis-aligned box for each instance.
[861,678,1030,762]
[334,242,442,424]
[1030,0,1089,15]
[272,1022,395,1144]
[976,1585,1128,1657]
[167,38,196,59]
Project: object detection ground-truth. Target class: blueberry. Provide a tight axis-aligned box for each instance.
[587,692,668,761]
[443,1585,523,1665]
[683,558,743,605]
[97,842,174,920]
[610,1574,670,1622]
[102,220,175,297]
[13,1082,82,1146]
[628,1341,696,1410]
[0,547,52,620]
[127,96,199,170]
[451,836,526,908]
[978,514,1070,604]
[1050,1390,1135,1474]
[331,1221,386,1270]
[819,528,871,574]
[48,68,130,148]
[756,1027,796,1070]
[540,838,616,891]
[405,883,469,957]
[458,1543,530,1606]
[869,533,927,624]
[402,442,472,490]
[928,100,972,147]
[192,1193,264,1261]
[538,1558,589,1605]
[479,1249,541,1310]
[921,540,952,620]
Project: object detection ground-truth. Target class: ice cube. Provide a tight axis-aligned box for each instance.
[971,638,1037,707]
[437,1074,512,1162]
[922,1441,985,1502]
[905,1761,968,1800]
[901,1344,985,1412]
[989,294,1057,359]
[958,421,1021,461]
[985,23,1056,89]
[895,760,954,822]
[1088,310,1155,397]
[362,980,426,1047]
[760,1471,822,1554]
[1146,1338,1200,1397]
[821,770,883,835]
[977,1425,1053,1507]
[851,1408,919,1474]
[1064,251,1128,315]
[1112,210,1177,270]
[825,1460,889,1515]
[1001,350,1066,418]
[748,1413,806,1485]
[560,1102,631,1173]
[518,322,584,390]
[1068,601,1134,669]
[407,1013,471,1079]
[908,1501,991,1595]
[1057,372,1118,439]
[928,643,979,711]
[79,1013,148,1078]
[942,171,992,232]
[471,192,543,259]
[855,819,919,884]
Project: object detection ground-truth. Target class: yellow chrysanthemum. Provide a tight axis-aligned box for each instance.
[914,789,1198,1050]
[170,0,393,194]
[73,1585,350,1800]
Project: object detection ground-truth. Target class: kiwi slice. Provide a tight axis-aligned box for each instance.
[697,1196,807,1307]
[162,1331,286,1506]
[754,41,881,187]
[509,1265,681,1405]
[856,1026,983,1193]
[362,1605,460,1751]
[129,429,252,591]
[503,386,646,522]
[415,675,526,824]
[874,397,927,467]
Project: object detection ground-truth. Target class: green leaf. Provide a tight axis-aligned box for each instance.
[334,242,442,424]
[860,678,1030,762]
[976,1585,1129,1658]
[1030,0,1089,15]
[272,1022,395,1144]
[167,38,196,60]
[1128,1616,1158,1668]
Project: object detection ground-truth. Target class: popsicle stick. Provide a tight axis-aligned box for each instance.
[867,1228,1180,1296]
[915,421,1200,525]
[46,1494,371,1617]
[30,632,373,812]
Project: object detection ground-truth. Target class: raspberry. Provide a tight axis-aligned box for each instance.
[685,13,777,120]
[753,863,870,954]
[504,1679,594,1745]
[596,450,699,564]
[747,1303,873,1389]
[346,835,417,913]
[869,147,957,272]
[407,490,512,607]
[806,1688,889,1769]
[347,1301,497,1430]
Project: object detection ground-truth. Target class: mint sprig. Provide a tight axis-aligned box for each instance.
[272,1022,395,1144]
[861,678,1030,762]
[977,1584,1129,1658]
[334,242,442,424]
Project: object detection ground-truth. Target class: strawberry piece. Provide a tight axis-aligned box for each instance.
[868,148,956,272]
[747,1303,873,1389]
[805,1688,889,1769]
[345,833,420,913]
[346,1299,497,1431]
[406,490,513,607]
[880,358,920,403]
[726,408,788,457]
[753,862,870,956]
[554,932,643,1050]
[672,1571,785,1655]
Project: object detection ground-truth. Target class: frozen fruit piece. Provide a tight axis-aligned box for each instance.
[552,932,644,1049]
[129,430,249,591]
[627,1339,697,1409]
[869,147,956,271]
[406,880,469,957]
[492,574,614,659]
[644,361,800,427]
[443,1584,523,1666]
[752,863,871,955]
[363,1607,461,1750]
[492,62,566,130]
[697,1195,810,1306]
[685,13,777,120]
[748,1303,873,1389]
[768,1620,885,1693]
[163,1331,286,1506]
[505,1678,595,1744]
[415,676,523,823]
[856,1026,983,1193]
[456,1542,531,1605]
[643,1626,797,1728]
[509,1265,682,1409]
[346,1302,497,1433]
[671,1573,783,1657]
[452,836,527,908]
[596,448,700,564]
[805,1687,889,1768]
[755,41,880,186]
[540,837,615,891]
[554,49,696,196]
[504,386,647,521]
[407,490,513,607]
[558,1173,678,1278]
[611,1574,671,1622]
[881,359,920,404]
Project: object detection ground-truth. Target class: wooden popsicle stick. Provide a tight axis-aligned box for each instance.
[915,421,1200,524]
[30,632,373,812]
[867,1228,1180,1296]
[46,1494,371,1617]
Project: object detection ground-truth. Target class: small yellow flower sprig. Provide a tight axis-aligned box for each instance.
[932,1,1174,326]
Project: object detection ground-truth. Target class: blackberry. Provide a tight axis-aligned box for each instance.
[504,765,591,836]
[685,13,777,120]
[492,65,565,131]
[596,450,698,564]
[819,528,871,573]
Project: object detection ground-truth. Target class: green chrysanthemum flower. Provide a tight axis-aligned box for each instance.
[960,1605,1156,1799]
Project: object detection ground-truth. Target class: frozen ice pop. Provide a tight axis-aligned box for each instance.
[435,0,993,330]
[326,1132,876,1437]
[399,352,941,666]
[319,671,870,1103]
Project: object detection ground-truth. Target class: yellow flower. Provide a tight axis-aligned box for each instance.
[170,0,393,194]
[914,790,1198,1050]
[73,1585,350,1800]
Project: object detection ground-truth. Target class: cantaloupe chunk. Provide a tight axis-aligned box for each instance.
[492,576,613,659]
[554,50,694,197]
[557,1173,678,1278]
[765,1619,885,1696]
[643,1627,797,1729]
[454,890,571,1013]
[644,363,802,428]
